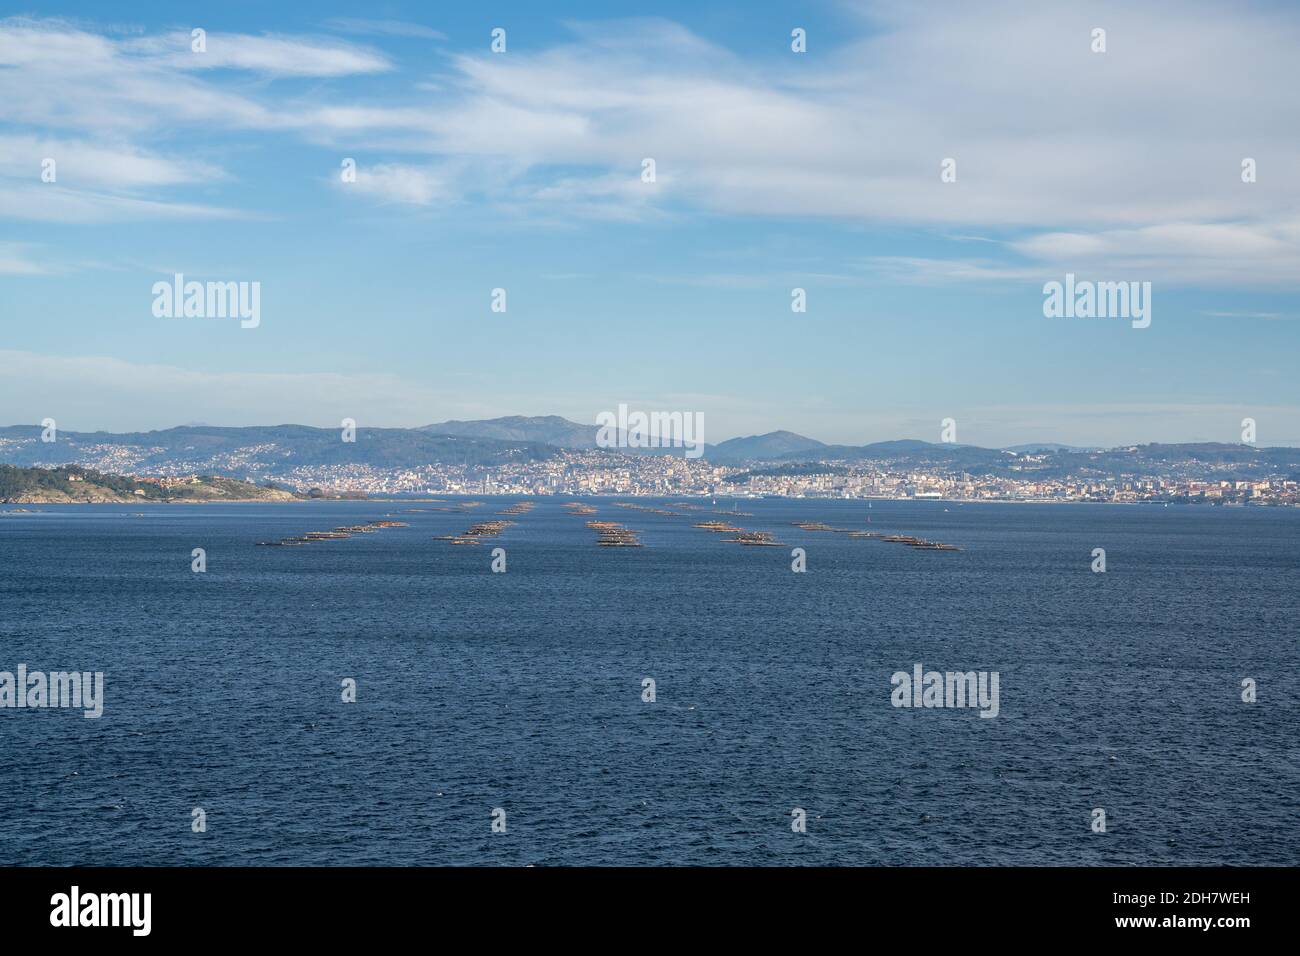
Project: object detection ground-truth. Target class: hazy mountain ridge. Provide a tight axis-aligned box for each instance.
[1,421,1297,481]
[769,440,1300,480]
[0,423,562,474]
[420,415,702,456]
[420,415,601,448]
[1002,442,1097,453]
[771,440,1017,472]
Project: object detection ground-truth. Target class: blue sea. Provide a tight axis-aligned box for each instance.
[1,498,1297,866]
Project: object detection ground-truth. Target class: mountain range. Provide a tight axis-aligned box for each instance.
[1,416,1298,480]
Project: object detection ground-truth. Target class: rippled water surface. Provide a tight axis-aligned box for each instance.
[1,498,1297,865]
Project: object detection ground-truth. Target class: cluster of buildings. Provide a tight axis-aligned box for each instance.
[209,453,1300,505]
[266,452,728,497]
[7,437,1297,504]
[718,467,1298,504]
[134,475,207,489]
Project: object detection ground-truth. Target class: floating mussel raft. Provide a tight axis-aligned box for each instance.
[721,531,782,546]
[790,521,854,533]
[562,503,641,547]
[432,501,534,545]
[434,519,514,545]
[694,520,743,533]
[587,521,643,547]
[882,534,960,550]
[257,519,408,546]
[693,519,784,546]
[786,521,958,550]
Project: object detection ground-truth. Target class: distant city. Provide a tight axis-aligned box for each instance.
[237,452,1298,506]
[3,417,1298,506]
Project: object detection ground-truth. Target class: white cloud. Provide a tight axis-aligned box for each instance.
[0,17,392,225]
[6,6,1300,283]
[526,171,668,221]
[1010,220,1300,285]
[368,3,1300,285]
[0,21,276,132]
[341,163,447,205]
[0,242,46,274]
[122,30,392,76]
[0,185,244,224]
[0,134,221,187]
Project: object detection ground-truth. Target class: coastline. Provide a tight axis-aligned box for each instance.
[0,490,302,505]
[3,493,1290,508]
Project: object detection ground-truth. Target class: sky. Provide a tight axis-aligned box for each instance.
[2,0,1299,447]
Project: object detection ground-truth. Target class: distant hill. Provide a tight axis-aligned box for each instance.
[0,464,298,503]
[771,440,1017,472]
[420,415,601,448]
[1044,442,1300,480]
[708,430,825,463]
[1003,442,1096,453]
[2,422,1297,483]
[766,440,1300,480]
[0,424,563,475]
[420,414,702,456]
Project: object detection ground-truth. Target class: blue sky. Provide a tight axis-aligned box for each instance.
[2,0,1299,446]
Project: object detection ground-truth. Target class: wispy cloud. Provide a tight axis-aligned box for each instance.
[0,17,395,226]
[0,134,222,187]
[122,30,393,76]
[323,18,447,42]
[6,6,1300,284]
[860,257,1043,285]
[0,242,47,275]
[337,163,448,205]
[1010,220,1300,285]
[1203,310,1298,320]
[0,185,246,224]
